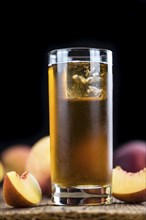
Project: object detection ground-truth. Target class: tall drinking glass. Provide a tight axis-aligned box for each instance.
[48,48,113,205]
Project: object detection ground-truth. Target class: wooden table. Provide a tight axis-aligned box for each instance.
[0,196,146,220]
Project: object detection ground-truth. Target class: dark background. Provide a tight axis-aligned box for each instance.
[0,1,146,151]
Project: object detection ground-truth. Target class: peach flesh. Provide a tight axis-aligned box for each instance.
[3,171,42,207]
[112,166,146,203]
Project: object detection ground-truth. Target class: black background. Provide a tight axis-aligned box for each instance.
[0,1,146,151]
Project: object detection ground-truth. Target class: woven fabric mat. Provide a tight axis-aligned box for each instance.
[0,195,146,220]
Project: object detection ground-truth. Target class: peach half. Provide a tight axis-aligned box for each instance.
[112,166,146,203]
[3,171,42,207]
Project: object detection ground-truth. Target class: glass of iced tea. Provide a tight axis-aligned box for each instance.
[48,48,113,205]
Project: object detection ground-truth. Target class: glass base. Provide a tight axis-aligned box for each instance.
[51,184,112,205]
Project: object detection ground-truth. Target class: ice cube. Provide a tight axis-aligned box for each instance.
[87,86,102,97]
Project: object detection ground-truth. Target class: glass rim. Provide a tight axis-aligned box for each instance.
[48,47,112,65]
[48,47,112,55]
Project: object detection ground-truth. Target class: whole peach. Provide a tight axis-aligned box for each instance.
[0,161,5,182]
[1,145,30,175]
[113,140,146,172]
[26,136,51,197]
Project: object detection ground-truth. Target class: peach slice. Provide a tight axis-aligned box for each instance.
[112,166,146,203]
[3,171,42,207]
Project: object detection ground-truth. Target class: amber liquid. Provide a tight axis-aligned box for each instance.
[49,62,112,188]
